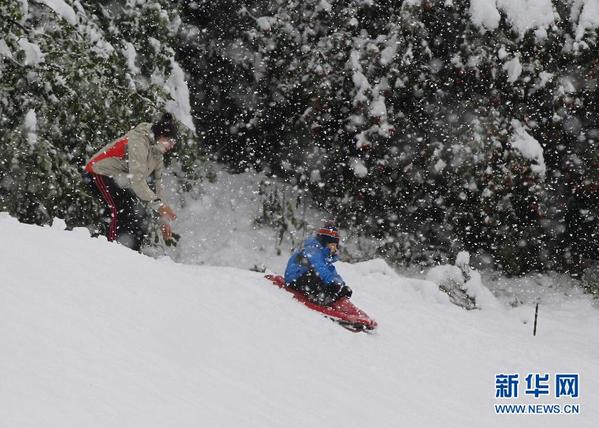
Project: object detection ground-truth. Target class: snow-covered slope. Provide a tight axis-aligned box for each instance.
[1,213,598,427]
[162,167,303,270]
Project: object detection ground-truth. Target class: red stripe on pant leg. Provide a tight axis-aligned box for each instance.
[93,174,117,241]
[92,174,118,241]
[91,173,112,237]
[97,175,119,241]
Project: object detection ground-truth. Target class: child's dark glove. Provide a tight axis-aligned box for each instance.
[338,284,353,299]
[331,281,352,299]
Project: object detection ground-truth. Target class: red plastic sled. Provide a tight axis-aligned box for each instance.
[265,274,377,332]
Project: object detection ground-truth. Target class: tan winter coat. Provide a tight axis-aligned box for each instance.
[85,123,165,211]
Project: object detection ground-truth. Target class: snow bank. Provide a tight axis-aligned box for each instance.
[2,214,598,427]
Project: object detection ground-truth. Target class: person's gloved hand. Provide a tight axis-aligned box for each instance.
[338,284,353,299]
[158,203,177,221]
[331,281,352,299]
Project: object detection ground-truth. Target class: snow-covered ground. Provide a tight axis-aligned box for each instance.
[161,166,324,271]
[2,212,598,427]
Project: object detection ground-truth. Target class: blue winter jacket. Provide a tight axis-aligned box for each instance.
[284,236,344,286]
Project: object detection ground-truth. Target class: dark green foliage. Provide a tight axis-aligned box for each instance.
[3,0,599,277]
[178,0,599,275]
[0,0,193,231]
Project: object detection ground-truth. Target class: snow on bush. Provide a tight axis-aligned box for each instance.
[426,251,501,310]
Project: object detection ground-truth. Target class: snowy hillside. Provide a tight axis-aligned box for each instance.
[1,213,598,427]
[161,166,311,270]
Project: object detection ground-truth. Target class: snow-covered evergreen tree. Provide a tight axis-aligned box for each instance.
[177,0,599,275]
[3,0,599,275]
[0,0,194,231]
